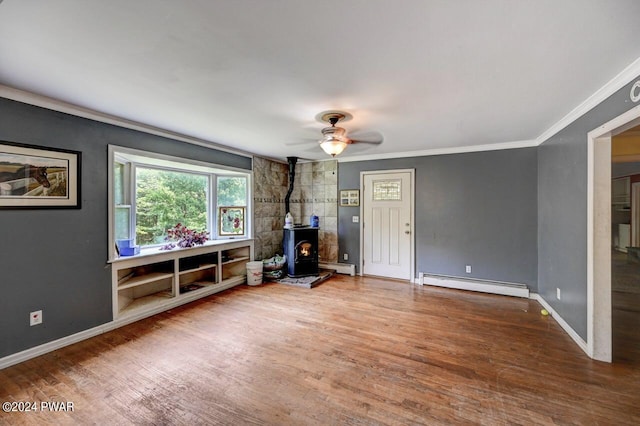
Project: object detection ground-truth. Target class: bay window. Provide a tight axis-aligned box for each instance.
[109,146,251,259]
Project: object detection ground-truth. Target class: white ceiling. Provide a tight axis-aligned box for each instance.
[1,1,640,161]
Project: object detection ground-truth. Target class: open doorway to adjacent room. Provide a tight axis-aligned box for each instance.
[589,104,640,362]
[611,125,640,363]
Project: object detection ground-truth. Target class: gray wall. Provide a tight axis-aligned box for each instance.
[0,98,251,358]
[538,75,640,340]
[338,148,538,288]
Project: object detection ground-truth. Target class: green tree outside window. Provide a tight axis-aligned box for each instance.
[136,168,208,245]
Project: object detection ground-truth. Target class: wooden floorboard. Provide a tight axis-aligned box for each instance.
[1,275,639,425]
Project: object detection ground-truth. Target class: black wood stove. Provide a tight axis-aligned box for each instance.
[283,227,319,277]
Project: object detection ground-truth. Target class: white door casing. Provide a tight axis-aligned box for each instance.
[361,170,414,280]
[588,103,640,362]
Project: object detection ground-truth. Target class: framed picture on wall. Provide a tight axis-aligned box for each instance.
[0,141,81,209]
[340,189,360,206]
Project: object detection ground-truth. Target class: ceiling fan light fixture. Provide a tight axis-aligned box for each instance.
[319,138,348,157]
[312,110,381,157]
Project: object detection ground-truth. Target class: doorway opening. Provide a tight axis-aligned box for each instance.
[610,125,640,363]
[588,104,640,362]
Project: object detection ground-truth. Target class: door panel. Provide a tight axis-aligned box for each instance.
[389,207,400,265]
[371,207,383,263]
[363,171,412,280]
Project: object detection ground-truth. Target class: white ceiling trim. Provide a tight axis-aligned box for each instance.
[337,140,539,163]
[535,56,640,145]
[0,84,254,159]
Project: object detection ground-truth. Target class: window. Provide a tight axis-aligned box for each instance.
[372,179,402,201]
[135,167,209,245]
[113,162,131,240]
[109,146,251,257]
[217,176,247,236]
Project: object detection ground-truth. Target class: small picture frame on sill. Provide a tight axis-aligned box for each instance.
[340,189,360,207]
[219,206,246,236]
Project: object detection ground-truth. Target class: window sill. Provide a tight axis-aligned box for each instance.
[108,238,253,264]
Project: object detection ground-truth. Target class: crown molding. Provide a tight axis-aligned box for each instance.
[0,85,254,159]
[337,139,538,163]
[535,56,640,145]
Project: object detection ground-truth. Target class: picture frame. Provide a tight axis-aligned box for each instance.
[340,189,360,207]
[218,206,246,236]
[0,141,81,209]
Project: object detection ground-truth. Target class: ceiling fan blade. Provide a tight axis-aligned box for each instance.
[348,130,383,145]
[349,138,383,145]
[285,138,319,146]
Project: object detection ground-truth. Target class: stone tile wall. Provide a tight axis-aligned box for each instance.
[252,157,288,260]
[252,157,338,263]
[288,160,338,263]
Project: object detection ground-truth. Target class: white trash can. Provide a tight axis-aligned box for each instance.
[246,261,263,286]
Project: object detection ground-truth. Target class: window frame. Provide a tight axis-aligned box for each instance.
[108,145,252,261]
[215,175,249,238]
[113,159,133,241]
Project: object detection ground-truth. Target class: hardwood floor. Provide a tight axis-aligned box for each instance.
[1,275,640,425]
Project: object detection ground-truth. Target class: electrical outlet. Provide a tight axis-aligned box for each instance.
[343,253,349,261]
[556,288,561,300]
[465,265,472,274]
[352,216,359,223]
[30,310,43,326]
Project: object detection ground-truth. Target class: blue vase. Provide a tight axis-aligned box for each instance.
[310,214,319,227]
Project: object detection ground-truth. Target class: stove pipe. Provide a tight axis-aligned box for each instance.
[284,156,297,216]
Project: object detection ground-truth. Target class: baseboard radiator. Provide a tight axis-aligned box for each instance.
[417,273,529,298]
[319,262,356,276]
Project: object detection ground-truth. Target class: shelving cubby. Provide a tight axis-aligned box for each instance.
[117,260,174,315]
[221,245,252,282]
[111,239,254,322]
[178,252,218,294]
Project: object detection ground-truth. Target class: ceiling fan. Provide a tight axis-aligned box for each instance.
[314,110,383,157]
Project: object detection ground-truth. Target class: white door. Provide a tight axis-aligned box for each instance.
[362,171,413,280]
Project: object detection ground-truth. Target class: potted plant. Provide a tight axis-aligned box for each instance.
[160,223,209,250]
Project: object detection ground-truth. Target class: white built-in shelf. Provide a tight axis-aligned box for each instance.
[119,290,173,314]
[179,280,218,294]
[179,263,217,275]
[222,256,250,265]
[112,239,253,323]
[219,275,246,287]
[118,271,174,290]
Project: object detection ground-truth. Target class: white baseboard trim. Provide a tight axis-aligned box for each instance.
[415,273,530,298]
[0,322,118,370]
[530,293,589,356]
[319,262,356,276]
[0,281,244,370]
